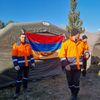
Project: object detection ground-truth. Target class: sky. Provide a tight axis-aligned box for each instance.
[0,0,100,32]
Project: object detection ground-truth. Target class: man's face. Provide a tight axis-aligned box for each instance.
[83,39,87,42]
[19,34,26,43]
[75,33,80,39]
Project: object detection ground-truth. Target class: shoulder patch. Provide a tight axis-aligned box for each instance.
[26,39,29,43]
[16,42,20,46]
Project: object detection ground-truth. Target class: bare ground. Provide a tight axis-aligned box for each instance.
[0,50,100,100]
[0,64,100,100]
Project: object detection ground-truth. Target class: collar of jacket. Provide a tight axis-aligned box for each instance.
[69,36,82,46]
[83,41,87,44]
[16,41,28,46]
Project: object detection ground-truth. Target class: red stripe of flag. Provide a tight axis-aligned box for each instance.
[26,32,64,44]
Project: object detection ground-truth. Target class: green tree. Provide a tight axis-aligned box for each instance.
[66,0,85,35]
[6,20,14,25]
[0,20,5,29]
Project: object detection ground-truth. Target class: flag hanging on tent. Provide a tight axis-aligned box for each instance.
[26,32,64,52]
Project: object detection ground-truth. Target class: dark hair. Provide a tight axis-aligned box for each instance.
[71,29,80,36]
[82,35,88,39]
[20,33,26,36]
[20,28,26,36]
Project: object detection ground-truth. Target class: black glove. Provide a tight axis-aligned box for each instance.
[61,59,69,70]
[82,69,86,77]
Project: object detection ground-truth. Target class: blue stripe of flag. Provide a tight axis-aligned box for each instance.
[29,40,62,52]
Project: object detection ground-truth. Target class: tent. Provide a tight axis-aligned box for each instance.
[92,34,100,63]
[0,21,68,88]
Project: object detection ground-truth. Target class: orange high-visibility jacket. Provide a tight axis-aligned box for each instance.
[12,42,34,67]
[59,37,85,70]
[83,41,89,53]
[82,41,90,59]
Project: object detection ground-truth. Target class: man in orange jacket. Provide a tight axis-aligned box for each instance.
[12,33,35,99]
[59,29,89,100]
[81,35,90,77]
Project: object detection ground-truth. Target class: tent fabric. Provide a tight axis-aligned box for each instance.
[93,44,100,58]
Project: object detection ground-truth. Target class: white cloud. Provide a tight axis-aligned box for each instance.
[98,28,100,31]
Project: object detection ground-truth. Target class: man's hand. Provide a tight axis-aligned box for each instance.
[82,69,86,77]
[15,66,20,71]
[61,58,69,67]
[84,52,90,60]
[65,65,71,71]
[30,63,35,70]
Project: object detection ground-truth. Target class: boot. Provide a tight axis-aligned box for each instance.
[13,82,21,99]
[70,87,78,100]
[12,93,20,99]
[23,79,30,93]
[70,95,77,100]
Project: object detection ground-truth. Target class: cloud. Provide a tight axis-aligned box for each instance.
[98,28,100,31]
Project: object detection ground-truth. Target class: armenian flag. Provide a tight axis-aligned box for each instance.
[26,32,64,52]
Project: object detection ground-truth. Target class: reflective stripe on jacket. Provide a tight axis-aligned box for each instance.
[59,37,85,70]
